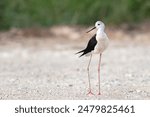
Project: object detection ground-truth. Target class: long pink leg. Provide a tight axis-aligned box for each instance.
[87,54,94,95]
[98,54,102,95]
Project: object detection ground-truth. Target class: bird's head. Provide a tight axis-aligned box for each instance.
[86,21,105,33]
[95,21,105,29]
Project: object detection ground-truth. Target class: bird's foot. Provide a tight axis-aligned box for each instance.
[87,90,94,95]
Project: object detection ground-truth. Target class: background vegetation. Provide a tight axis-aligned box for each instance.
[0,0,150,30]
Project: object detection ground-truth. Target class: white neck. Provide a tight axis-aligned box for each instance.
[97,26,105,35]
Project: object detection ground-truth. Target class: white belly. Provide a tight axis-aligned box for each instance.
[93,35,109,54]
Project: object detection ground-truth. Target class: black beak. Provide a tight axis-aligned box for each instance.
[86,26,96,33]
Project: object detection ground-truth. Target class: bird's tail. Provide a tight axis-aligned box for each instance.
[75,49,85,57]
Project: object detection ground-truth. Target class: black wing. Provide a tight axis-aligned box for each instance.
[76,34,97,57]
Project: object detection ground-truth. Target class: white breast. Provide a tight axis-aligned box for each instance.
[94,33,109,54]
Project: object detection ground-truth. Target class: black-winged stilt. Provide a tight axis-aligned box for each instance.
[76,21,109,95]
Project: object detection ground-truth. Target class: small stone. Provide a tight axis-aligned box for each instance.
[69,84,73,87]
[136,90,141,93]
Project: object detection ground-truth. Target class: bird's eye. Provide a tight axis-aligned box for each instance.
[98,24,100,25]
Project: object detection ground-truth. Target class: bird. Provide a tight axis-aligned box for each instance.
[76,21,109,95]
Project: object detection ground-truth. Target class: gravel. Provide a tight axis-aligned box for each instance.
[0,38,150,100]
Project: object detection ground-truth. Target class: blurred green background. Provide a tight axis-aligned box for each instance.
[0,0,150,30]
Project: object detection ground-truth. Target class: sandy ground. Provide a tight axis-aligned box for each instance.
[0,26,150,100]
